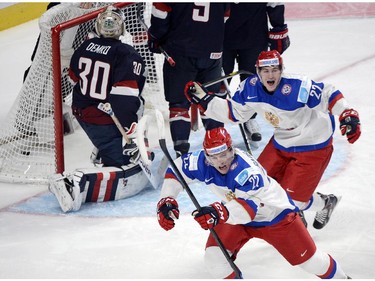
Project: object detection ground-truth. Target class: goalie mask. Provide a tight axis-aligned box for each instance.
[203,128,235,174]
[95,5,125,39]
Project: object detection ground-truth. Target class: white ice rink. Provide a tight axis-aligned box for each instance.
[1,4,375,279]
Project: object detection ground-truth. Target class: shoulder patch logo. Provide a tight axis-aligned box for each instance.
[281,84,292,95]
[250,77,257,86]
[235,169,250,186]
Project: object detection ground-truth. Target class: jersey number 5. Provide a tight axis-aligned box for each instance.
[193,3,210,22]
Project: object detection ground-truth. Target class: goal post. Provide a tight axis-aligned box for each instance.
[0,2,167,184]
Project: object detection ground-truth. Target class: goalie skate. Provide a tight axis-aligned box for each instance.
[48,173,81,212]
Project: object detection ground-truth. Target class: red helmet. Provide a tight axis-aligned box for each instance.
[256,50,283,68]
[203,127,232,155]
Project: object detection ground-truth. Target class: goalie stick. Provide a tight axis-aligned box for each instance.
[97,102,163,189]
[220,68,253,155]
[190,70,254,132]
[136,3,176,67]
[154,109,243,279]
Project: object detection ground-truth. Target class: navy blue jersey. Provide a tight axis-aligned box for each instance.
[69,36,145,127]
[224,3,286,50]
[149,3,230,58]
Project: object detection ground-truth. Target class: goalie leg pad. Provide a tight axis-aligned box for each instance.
[74,163,150,204]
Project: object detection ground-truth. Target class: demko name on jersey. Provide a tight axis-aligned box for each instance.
[86,42,112,55]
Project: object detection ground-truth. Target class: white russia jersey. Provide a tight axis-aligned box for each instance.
[160,149,298,227]
[205,73,350,152]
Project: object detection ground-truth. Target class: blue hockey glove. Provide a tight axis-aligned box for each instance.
[184,81,214,112]
[269,24,290,54]
[192,202,229,230]
[339,108,361,144]
[157,197,180,231]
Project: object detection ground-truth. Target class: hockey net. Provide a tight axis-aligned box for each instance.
[0,3,167,184]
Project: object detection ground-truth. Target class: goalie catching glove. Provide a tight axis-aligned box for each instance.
[192,202,229,230]
[122,122,140,163]
[339,108,361,144]
[157,197,180,231]
[184,81,215,112]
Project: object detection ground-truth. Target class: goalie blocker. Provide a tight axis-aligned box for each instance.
[49,163,150,212]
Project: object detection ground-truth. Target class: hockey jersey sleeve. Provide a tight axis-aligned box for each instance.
[266,3,286,28]
[109,46,146,128]
[302,78,350,116]
[149,3,172,41]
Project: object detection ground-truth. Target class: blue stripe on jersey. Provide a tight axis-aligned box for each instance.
[328,89,343,104]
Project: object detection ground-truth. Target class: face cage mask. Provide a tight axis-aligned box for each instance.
[205,147,235,169]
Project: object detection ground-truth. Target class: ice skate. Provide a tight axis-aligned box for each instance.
[48,173,80,212]
[313,193,341,229]
[244,116,262,149]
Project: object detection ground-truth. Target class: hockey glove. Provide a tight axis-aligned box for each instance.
[192,202,229,230]
[123,122,140,163]
[157,197,180,231]
[147,32,162,54]
[339,108,361,144]
[123,141,140,163]
[184,81,214,112]
[269,24,290,54]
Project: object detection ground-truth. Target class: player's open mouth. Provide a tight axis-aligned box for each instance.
[267,80,275,86]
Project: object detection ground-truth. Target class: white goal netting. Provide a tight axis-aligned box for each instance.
[0,3,167,184]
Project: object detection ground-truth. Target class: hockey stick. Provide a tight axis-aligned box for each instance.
[220,68,253,155]
[136,3,176,67]
[97,102,162,189]
[154,109,242,279]
[190,70,254,132]
[203,70,253,88]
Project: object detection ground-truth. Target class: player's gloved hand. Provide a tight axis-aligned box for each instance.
[123,141,140,163]
[184,81,214,112]
[157,197,180,231]
[147,32,162,54]
[123,122,140,163]
[192,202,229,230]
[339,108,361,144]
[268,24,290,54]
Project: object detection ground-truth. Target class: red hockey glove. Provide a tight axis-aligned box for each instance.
[157,197,180,231]
[192,202,229,230]
[269,24,290,54]
[147,32,162,54]
[339,108,361,144]
[184,81,214,112]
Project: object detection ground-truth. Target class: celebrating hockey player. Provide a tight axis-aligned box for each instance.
[156,127,351,279]
[185,50,361,229]
[48,5,151,212]
[222,3,291,147]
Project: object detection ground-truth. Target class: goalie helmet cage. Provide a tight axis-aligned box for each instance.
[0,2,167,184]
